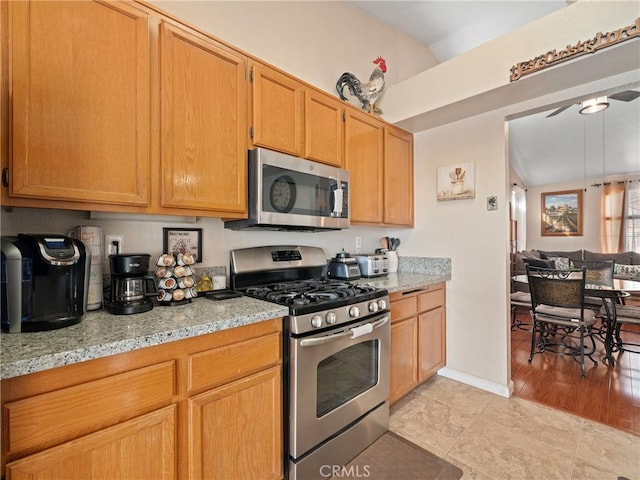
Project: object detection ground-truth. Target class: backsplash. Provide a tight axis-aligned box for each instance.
[399,256,451,275]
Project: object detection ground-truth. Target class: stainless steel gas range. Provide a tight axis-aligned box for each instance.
[230,245,390,480]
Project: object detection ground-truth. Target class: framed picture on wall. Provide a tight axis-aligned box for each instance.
[541,189,583,236]
[163,228,203,263]
[436,162,475,201]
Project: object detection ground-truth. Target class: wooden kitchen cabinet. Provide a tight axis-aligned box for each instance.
[1,319,283,480]
[6,406,176,480]
[305,89,344,167]
[7,0,151,207]
[389,283,446,404]
[384,125,414,226]
[344,108,385,224]
[159,21,247,214]
[250,61,305,157]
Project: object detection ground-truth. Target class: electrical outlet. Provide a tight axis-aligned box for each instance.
[105,235,124,257]
[355,236,362,253]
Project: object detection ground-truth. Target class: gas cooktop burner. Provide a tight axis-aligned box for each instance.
[244,279,380,311]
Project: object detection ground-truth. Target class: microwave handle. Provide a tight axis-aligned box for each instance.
[299,316,389,347]
[332,186,343,215]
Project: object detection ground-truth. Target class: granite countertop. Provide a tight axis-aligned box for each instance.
[1,296,288,380]
[1,258,451,380]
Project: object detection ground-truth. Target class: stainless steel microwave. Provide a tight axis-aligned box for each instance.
[225,148,350,231]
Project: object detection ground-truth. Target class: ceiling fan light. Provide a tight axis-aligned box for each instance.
[579,96,610,114]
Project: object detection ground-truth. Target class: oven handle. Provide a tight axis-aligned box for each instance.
[298,316,389,347]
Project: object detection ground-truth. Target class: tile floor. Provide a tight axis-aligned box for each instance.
[390,375,640,480]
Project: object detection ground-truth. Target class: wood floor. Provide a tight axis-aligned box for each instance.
[510,312,640,436]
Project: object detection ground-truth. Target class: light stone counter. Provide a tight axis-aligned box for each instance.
[1,296,288,380]
[1,255,451,380]
[354,271,450,293]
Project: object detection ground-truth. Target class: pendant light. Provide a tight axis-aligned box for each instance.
[579,96,610,114]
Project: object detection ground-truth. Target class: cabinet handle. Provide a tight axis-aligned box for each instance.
[402,288,428,296]
[2,167,8,187]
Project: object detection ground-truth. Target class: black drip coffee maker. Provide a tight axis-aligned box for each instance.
[107,253,158,315]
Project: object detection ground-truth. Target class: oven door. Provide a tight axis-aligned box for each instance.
[289,313,389,459]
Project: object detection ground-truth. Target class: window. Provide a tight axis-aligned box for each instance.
[625,181,640,252]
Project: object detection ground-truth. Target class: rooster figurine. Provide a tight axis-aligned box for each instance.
[336,56,387,115]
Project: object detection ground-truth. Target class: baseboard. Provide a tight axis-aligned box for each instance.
[437,367,513,398]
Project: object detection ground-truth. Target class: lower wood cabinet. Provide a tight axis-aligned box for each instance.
[1,319,283,480]
[6,406,176,480]
[389,283,446,404]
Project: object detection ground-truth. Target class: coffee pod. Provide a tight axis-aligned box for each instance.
[159,277,176,289]
[155,266,168,278]
[157,289,173,302]
[172,288,185,301]
[178,253,196,266]
[174,265,187,277]
[178,276,195,289]
[158,253,175,267]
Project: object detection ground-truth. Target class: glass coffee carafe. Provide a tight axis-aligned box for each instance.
[107,254,158,315]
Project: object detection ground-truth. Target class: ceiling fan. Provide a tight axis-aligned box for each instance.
[545,90,640,118]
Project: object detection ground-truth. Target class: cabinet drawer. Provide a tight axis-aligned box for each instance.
[188,332,281,392]
[390,296,417,323]
[4,361,176,454]
[418,289,445,313]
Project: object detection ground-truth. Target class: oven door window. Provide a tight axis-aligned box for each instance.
[316,339,379,417]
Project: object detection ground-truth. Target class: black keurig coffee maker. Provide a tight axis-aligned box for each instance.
[107,254,158,315]
[1,234,90,332]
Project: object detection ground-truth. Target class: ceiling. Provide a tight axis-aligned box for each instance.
[348,1,640,186]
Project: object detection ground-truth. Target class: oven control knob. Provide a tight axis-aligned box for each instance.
[311,315,323,328]
[377,299,387,310]
[326,312,337,324]
[368,301,379,313]
[349,306,360,317]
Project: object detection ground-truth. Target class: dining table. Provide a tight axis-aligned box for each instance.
[512,275,640,367]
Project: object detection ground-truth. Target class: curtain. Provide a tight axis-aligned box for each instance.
[624,181,640,252]
[601,183,625,253]
[511,185,526,251]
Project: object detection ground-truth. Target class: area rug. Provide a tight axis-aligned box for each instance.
[339,431,463,480]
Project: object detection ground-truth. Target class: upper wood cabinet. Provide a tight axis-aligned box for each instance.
[344,108,384,224]
[305,90,344,168]
[159,21,247,214]
[384,125,414,226]
[8,0,151,207]
[250,61,305,157]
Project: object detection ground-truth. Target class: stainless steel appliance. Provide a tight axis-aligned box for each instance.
[355,253,389,278]
[327,251,361,280]
[1,234,90,332]
[106,254,157,315]
[224,148,350,231]
[230,246,389,480]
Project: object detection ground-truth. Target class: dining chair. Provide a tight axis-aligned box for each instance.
[526,264,597,377]
[509,258,554,330]
[571,259,615,309]
[607,303,640,355]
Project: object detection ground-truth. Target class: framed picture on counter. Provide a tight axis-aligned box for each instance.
[541,189,583,236]
[163,228,203,263]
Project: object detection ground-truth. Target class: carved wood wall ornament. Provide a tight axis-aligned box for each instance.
[510,17,639,82]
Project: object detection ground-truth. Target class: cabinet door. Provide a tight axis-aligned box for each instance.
[384,126,414,226]
[389,317,418,404]
[6,406,176,480]
[305,90,344,167]
[189,366,282,480]
[160,21,247,213]
[251,62,304,157]
[9,0,150,206]
[344,109,384,224]
[418,307,446,382]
